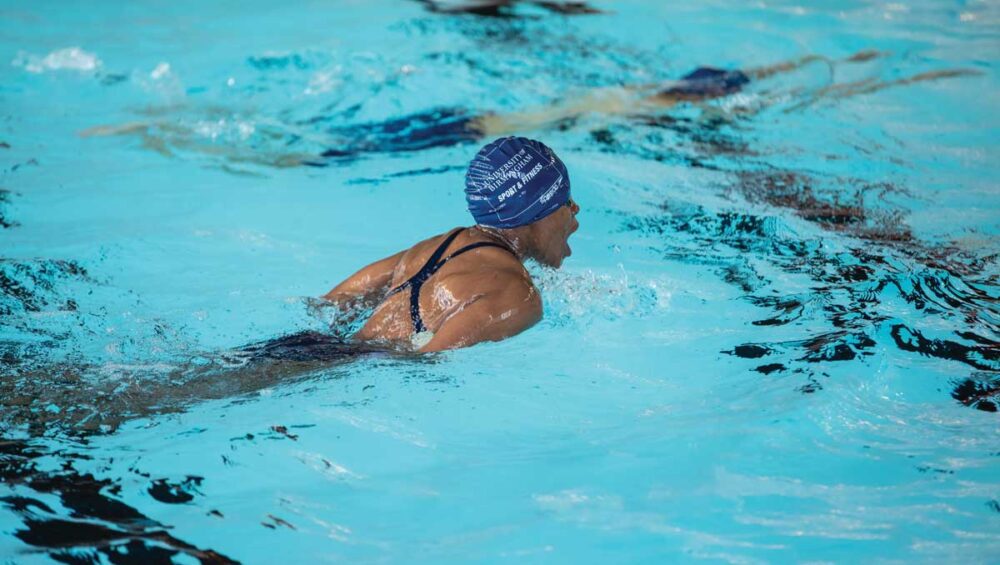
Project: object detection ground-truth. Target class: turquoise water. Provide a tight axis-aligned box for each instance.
[1,0,998,562]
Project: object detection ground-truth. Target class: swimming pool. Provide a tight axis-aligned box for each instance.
[1,0,998,561]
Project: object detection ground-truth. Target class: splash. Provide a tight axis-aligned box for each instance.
[13,47,102,74]
[531,264,671,323]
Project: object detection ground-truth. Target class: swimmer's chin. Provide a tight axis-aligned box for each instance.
[530,252,570,269]
[559,244,572,266]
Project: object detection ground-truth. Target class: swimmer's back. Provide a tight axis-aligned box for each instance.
[351,228,538,348]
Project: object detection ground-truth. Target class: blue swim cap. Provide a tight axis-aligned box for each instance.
[465,136,571,228]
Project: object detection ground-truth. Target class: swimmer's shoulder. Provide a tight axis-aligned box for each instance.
[390,228,463,278]
[420,267,541,352]
[450,248,539,313]
[384,227,514,285]
[430,229,536,298]
[453,229,529,277]
[490,272,542,314]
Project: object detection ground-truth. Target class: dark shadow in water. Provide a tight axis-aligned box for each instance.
[0,438,237,564]
[951,375,1000,413]
[303,108,484,166]
[0,259,88,318]
[622,170,998,407]
[591,67,997,403]
[147,476,203,504]
[0,189,18,229]
[588,118,743,171]
[891,325,999,372]
[413,0,603,18]
[731,169,915,244]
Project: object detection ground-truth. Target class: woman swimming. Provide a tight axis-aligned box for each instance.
[81,50,978,168]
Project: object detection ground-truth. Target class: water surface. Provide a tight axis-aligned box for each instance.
[1,0,998,562]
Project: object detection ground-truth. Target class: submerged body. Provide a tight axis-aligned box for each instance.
[81,50,978,168]
[309,51,976,159]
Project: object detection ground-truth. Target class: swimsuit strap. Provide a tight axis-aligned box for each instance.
[383,228,464,334]
[407,228,465,333]
[438,241,515,267]
[416,227,467,282]
[384,228,465,299]
[409,240,516,333]
[385,229,517,335]
[414,241,517,289]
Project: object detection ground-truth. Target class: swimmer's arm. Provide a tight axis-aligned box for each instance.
[322,250,405,309]
[420,280,542,353]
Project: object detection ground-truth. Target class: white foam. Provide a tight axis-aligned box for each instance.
[150,62,170,80]
[14,47,101,74]
[532,265,673,322]
[304,67,342,95]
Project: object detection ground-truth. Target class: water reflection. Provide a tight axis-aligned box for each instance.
[0,438,237,563]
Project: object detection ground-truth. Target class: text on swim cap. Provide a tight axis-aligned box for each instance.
[473,149,535,193]
[498,162,544,203]
[539,177,563,204]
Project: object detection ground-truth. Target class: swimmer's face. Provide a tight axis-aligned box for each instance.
[533,197,580,268]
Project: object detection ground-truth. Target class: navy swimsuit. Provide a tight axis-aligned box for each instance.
[319,108,482,159]
[306,67,748,165]
[660,67,750,98]
[238,330,385,363]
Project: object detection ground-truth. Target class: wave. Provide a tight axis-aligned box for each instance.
[0,439,236,563]
[622,193,999,406]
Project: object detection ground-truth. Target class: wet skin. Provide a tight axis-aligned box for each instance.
[324,198,580,352]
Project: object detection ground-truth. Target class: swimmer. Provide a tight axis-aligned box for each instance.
[322,136,578,352]
[82,50,978,168]
[83,54,842,163]
[313,50,958,159]
[297,53,869,162]
[4,138,576,432]
[468,50,894,134]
